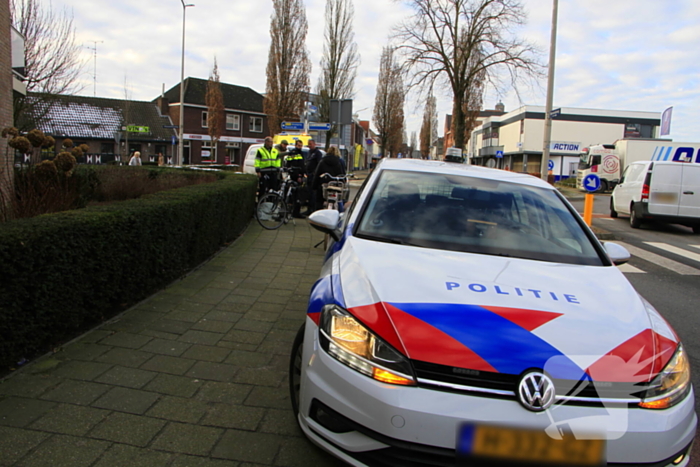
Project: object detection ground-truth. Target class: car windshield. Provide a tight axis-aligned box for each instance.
[355,169,603,266]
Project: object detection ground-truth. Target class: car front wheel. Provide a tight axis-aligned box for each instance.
[630,204,642,229]
[289,325,305,417]
[610,198,618,218]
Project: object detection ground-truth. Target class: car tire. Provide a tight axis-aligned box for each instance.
[610,198,618,218]
[289,324,305,417]
[599,180,608,193]
[629,204,642,229]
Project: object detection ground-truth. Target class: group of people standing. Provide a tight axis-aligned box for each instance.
[254,136,346,219]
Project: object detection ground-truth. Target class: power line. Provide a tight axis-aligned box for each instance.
[85,40,104,97]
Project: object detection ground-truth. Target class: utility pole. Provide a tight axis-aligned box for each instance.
[85,40,103,97]
[541,0,559,181]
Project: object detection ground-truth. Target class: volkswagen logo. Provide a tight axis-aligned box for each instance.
[518,371,556,412]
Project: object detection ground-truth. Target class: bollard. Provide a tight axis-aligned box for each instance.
[583,193,594,226]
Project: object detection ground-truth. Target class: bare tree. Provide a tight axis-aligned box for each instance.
[264,0,311,136]
[206,58,224,163]
[394,0,541,150]
[11,0,85,129]
[419,93,437,158]
[317,0,360,149]
[373,47,404,158]
[409,131,417,158]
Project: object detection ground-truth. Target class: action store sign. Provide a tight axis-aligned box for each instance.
[549,141,582,154]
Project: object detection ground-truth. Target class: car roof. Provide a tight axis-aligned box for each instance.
[375,158,555,190]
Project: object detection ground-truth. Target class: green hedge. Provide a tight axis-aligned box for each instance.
[0,171,257,370]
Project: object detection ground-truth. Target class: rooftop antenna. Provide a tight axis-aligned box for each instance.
[85,40,104,96]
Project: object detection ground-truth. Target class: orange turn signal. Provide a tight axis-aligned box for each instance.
[372,368,415,386]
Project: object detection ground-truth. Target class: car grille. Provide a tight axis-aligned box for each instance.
[412,360,643,406]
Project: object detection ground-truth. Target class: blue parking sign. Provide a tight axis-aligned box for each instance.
[583,174,601,192]
[548,159,555,171]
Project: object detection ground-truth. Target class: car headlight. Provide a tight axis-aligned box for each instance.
[319,304,416,386]
[638,344,691,409]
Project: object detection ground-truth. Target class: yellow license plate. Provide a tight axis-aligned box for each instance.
[459,424,605,466]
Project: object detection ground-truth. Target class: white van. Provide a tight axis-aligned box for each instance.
[610,160,700,232]
[243,144,262,175]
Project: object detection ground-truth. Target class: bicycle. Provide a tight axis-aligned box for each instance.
[314,173,353,249]
[256,169,301,230]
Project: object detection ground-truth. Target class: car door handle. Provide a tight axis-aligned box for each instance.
[683,191,694,195]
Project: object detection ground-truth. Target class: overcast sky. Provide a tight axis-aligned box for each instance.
[51,0,700,143]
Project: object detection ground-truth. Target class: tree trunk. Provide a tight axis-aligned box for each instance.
[452,98,466,150]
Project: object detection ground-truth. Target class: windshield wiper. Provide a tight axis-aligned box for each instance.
[356,233,419,247]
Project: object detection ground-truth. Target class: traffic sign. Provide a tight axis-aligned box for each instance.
[308,123,331,131]
[583,174,601,192]
[163,125,179,129]
[281,121,304,131]
[308,104,318,113]
[550,108,561,119]
[495,150,504,158]
[171,135,177,145]
[548,159,555,171]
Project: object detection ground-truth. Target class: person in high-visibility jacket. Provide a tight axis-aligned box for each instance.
[255,136,282,195]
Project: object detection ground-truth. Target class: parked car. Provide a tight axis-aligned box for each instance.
[290,158,696,466]
[611,160,700,232]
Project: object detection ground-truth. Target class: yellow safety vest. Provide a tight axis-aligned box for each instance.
[255,146,281,170]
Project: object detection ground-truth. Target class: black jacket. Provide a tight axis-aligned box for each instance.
[313,154,345,189]
[306,148,323,176]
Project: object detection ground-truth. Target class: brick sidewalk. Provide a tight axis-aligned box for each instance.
[0,221,342,466]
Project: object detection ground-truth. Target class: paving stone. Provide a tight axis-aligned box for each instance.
[58,343,112,361]
[30,404,109,436]
[53,360,112,381]
[0,426,51,466]
[179,330,224,346]
[140,355,196,375]
[95,347,155,368]
[234,318,274,333]
[0,374,62,398]
[151,422,223,456]
[211,429,282,464]
[189,288,231,305]
[244,387,290,410]
[174,300,215,314]
[182,345,231,363]
[256,294,292,305]
[0,397,57,427]
[146,319,193,335]
[92,387,160,415]
[248,302,288,313]
[92,444,174,467]
[195,382,252,405]
[140,338,192,356]
[170,454,239,467]
[16,434,110,467]
[201,403,265,431]
[232,287,263,298]
[216,341,259,352]
[220,294,258,306]
[274,437,339,467]
[224,350,272,369]
[203,310,244,323]
[186,361,238,382]
[89,412,167,447]
[139,329,183,341]
[192,319,235,334]
[221,330,266,346]
[76,330,113,344]
[40,380,111,405]
[168,310,208,323]
[146,396,209,424]
[259,409,303,437]
[143,374,204,398]
[234,368,285,388]
[94,366,158,389]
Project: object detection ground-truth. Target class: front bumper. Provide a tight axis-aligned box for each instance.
[298,321,697,466]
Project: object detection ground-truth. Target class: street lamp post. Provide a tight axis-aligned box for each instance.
[541,0,559,181]
[178,1,194,166]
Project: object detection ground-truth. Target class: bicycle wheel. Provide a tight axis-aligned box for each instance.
[256,193,288,230]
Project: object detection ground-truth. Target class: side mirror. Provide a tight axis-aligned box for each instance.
[308,209,341,241]
[604,242,631,266]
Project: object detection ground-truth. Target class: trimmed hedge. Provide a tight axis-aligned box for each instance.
[0,171,257,370]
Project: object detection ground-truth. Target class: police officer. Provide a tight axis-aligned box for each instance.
[255,136,282,196]
[285,140,306,218]
[304,139,323,214]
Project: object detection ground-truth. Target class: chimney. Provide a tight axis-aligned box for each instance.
[495,102,505,113]
[156,94,169,117]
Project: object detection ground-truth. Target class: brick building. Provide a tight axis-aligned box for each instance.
[159,78,269,166]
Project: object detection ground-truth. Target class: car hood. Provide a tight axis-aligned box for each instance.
[332,237,678,383]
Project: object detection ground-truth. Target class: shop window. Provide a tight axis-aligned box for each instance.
[202,141,215,162]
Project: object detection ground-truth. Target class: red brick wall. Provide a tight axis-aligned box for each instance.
[0,0,14,207]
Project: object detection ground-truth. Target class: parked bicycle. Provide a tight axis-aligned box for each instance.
[256,169,301,230]
[314,173,354,249]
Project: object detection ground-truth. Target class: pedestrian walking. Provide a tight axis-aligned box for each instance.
[255,136,282,196]
[128,151,142,166]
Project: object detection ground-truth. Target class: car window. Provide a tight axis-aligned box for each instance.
[355,170,603,266]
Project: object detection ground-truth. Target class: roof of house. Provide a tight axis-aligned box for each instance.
[163,77,265,113]
[28,94,176,141]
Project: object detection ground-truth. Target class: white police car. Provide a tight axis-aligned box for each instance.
[290,158,696,466]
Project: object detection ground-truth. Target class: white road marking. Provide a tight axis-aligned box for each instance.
[645,242,700,265]
[617,263,645,274]
[615,242,700,276]
[691,245,700,251]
